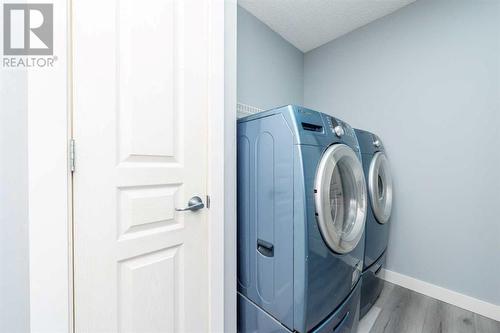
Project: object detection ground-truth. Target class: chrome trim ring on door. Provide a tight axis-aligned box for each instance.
[314,144,367,254]
[368,152,393,224]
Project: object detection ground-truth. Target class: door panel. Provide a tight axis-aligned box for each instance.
[118,246,181,332]
[73,0,209,331]
[118,185,181,237]
[118,0,178,162]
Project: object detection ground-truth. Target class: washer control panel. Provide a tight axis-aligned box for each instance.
[333,125,345,137]
[372,134,384,150]
[325,115,360,152]
[326,117,355,138]
[325,116,336,133]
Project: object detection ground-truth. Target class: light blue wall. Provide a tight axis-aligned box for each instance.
[304,0,500,305]
[0,70,30,331]
[238,6,304,110]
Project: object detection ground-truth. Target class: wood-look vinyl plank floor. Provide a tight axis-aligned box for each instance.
[364,282,500,333]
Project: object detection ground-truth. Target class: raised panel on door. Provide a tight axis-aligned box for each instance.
[118,0,179,163]
[118,246,182,332]
[73,0,209,331]
[117,185,182,238]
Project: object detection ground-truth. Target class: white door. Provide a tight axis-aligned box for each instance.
[72,0,210,331]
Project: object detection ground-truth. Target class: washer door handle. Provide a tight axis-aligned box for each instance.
[257,239,274,257]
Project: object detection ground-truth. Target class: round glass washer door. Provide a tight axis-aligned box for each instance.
[314,144,367,254]
[368,152,393,224]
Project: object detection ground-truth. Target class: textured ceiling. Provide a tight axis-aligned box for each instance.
[238,0,416,52]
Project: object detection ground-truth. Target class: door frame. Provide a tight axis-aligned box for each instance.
[26,0,71,331]
[25,0,237,332]
[206,0,237,331]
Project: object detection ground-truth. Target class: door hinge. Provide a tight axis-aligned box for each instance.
[206,195,211,209]
[69,138,76,172]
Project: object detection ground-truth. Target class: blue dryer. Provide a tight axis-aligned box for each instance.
[354,129,393,318]
[237,105,368,333]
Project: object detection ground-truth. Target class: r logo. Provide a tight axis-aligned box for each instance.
[3,4,53,55]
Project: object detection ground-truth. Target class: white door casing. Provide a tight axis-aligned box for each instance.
[72,0,211,331]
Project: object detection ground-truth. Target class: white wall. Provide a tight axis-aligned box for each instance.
[0,6,30,333]
[237,6,304,109]
[304,0,500,305]
[0,70,30,333]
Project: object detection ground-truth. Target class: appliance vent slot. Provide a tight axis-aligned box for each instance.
[302,122,323,132]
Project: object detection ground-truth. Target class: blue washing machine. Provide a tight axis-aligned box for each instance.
[237,105,368,333]
[354,129,393,318]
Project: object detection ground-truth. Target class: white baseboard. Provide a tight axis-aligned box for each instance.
[382,269,500,322]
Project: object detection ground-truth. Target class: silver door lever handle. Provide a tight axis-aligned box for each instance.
[175,196,205,212]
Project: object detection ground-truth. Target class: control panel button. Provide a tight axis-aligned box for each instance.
[334,125,345,137]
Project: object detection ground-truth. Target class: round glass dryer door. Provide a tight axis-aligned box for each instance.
[368,152,393,224]
[314,144,367,254]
